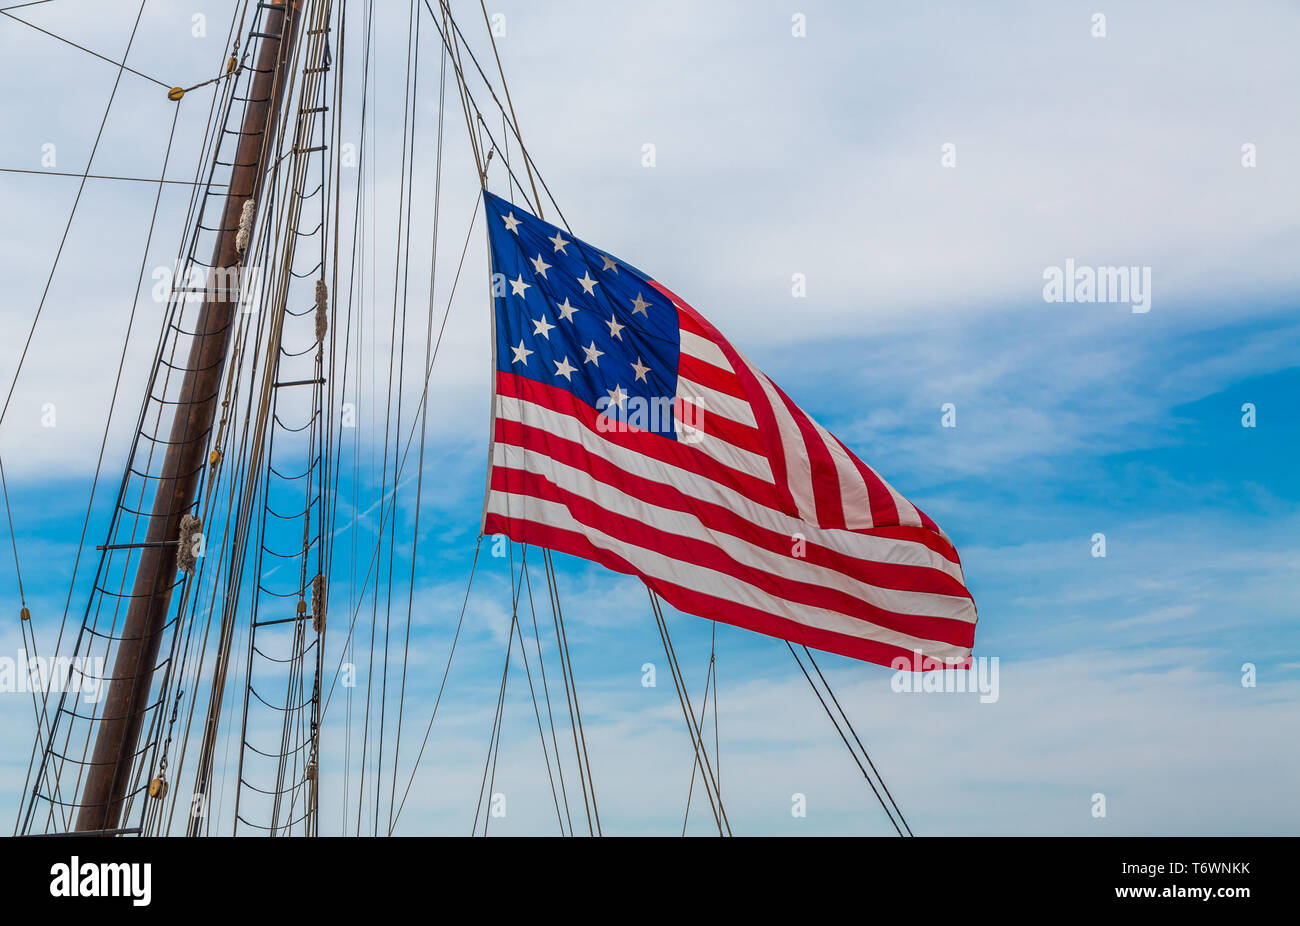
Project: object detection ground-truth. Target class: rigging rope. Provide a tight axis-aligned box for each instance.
[17,35,231,833]
[520,555,574,835]
[0,0,151,432]
[389,536,480,832]
[786,642,911,836]
[649,590,729,836]
[542,548,601,835]
[0,8,170,88]
[680,622,719,835]
[803,645,913,836]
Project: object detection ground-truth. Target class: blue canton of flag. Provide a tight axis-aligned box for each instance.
[486,191,682,439]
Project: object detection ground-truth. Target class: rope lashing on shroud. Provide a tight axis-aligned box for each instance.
[311,573,326,634]
[235,199,255,254]
[314,279,328,343]
[176,514,203,574]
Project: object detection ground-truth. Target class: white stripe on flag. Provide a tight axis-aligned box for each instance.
[679,330,732,371]
[687,424,774,482]
[812,418,876,530]
[749,367,818,522]
[676,375,757,428]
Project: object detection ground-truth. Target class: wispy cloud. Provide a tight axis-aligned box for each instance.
[0,0,1296,836]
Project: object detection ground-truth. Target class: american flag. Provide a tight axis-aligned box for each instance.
[481,191,978,669]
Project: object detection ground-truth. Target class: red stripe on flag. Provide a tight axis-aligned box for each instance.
[676,397,765,454]
[498,371,778,497]
[490,465,975,647]
[862,524,964,567]
[827,426,905,528]
[493,418,970,597]
[768,382,848,530]
[651,281,802,519]
[674,304,713,339]
[484,512,970,669]
[677,353,747,400]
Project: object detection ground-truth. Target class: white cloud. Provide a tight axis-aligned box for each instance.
[1,0,1297,837]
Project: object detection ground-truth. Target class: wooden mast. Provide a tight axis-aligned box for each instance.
[74,0,304,833]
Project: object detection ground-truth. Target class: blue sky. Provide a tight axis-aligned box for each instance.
[0,0,1297,836]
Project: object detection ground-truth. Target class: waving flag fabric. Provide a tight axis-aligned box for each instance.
[481,191,977,668]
